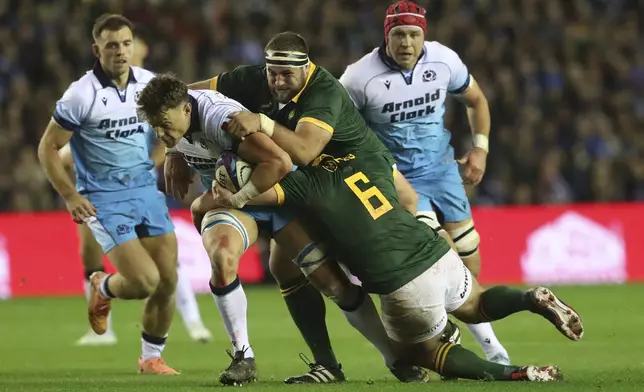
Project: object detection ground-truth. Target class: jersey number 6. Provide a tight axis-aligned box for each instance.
[344,171,393,220]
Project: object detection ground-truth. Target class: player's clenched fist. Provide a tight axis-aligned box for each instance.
[164,153,192,201]
[211,184,235,209]
[64,193,97,224]
[225,111,260,139]
[458,147,488,186]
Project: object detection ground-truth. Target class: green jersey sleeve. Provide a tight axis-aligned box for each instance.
[214,65,265,110]
[297,81,343,135]
[274,170,312,207]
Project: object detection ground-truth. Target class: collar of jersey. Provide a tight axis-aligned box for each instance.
[291,62,317,103]
[377,42,425,71]
[92,61,138,88]
[183,94,201,143]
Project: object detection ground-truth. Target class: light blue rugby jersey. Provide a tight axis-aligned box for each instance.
[53,63,157,194]
[340,41,471,177]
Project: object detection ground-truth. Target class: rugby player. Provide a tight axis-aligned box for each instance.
[59,30,212,347]
[339,0,509,364]
[38,14,178,375]
[182,31,435,384]
[138,73,429,385]
[211,59,584,378]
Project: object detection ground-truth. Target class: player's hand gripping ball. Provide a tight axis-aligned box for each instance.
[214,151,253,193]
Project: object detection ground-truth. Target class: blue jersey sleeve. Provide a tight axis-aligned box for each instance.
[444,47,471,95]
[52,82,92,132]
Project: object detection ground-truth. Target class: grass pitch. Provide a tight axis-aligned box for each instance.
[0,284,642,391]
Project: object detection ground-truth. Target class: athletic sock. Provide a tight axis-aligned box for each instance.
[175,266,203,327]
[339,287,398,369]
[280,276,339,368]
[98,274,116,299]
[479,286,535,321]
[465,323,508,360]
[210,277,254,358]
[141,332,167,361]
[437,342,516,380]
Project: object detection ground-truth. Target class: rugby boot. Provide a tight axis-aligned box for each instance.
[138,357,180,375]
[510,366,562,382]
[88,271,112,335]
[219,348,257,385]
[284,354,346,384]
[389,361,431,382]
[529,287,584,341]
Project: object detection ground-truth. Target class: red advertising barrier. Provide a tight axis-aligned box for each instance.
[475,203,644,285]
[0,210,264,298]
[0,203,642,298]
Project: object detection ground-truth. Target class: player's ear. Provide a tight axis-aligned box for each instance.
[184,101,192,116]
[92,44,100,59]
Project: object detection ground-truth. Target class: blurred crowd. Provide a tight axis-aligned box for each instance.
[0,0,641,211]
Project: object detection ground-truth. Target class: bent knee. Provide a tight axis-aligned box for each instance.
[205,235,242,284]
[446,222,481,273]
[451,279,485,323]
[130,270,161,298]
[156,265,178,293]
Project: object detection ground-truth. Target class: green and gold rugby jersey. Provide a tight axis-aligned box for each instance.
[212,63,388,161]
[274,152,451,295]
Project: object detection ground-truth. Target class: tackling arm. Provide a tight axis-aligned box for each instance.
[188,77,217,91]
[38,120,78,200]
[236,132,293,193]
[245,187,280,207]
[262,120,331,166]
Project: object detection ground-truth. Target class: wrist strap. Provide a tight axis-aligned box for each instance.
[229,181,261,208]
[473,134,489,153]
[259,113,275,138]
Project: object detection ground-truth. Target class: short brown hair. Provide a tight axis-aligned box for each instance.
[265,32,309,54]
[137,73,188,122]
[92,14,133,41]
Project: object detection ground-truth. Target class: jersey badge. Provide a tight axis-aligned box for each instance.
[422,69,436,82]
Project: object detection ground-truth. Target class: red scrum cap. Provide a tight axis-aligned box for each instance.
[384,1,427,43]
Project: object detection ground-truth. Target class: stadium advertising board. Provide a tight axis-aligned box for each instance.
[0,204,642,298]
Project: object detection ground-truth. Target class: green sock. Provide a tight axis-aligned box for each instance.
[479,286,535,321]
[438,343,516,380]
[280,277,339,368]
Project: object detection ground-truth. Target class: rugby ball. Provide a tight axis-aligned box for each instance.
[214,151,253,192]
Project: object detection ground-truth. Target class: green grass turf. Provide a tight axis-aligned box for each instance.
[0,284,642,391]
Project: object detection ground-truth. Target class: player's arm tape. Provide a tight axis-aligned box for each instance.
[473,133,489,153]
[259,113,275,138]
[230,180,261,208]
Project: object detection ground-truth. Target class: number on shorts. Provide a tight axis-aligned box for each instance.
[344,171,393,220]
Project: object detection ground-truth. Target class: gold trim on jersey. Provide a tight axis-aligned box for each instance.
[274,184,285,205]
[209,76,219,91]
[291,63,317,103]
[298,116,334,134]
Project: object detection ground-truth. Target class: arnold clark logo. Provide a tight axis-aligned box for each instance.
[520,212,626,285]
